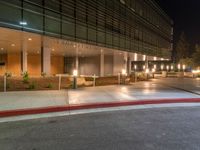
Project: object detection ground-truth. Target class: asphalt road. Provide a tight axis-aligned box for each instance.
[1,107,200,150]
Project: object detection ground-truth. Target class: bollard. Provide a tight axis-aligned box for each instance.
[134,72,137,82]
[93,74,96,87]
[4,75,6,92]
[73,76,77,89]
[58,75,61,90]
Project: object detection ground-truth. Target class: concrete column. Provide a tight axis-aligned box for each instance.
[75,55,79,71]
[22,43,27,73]
[124,53,128,73]
[100,51,104,77]
[128,56,132,75]
[42,47,51,75]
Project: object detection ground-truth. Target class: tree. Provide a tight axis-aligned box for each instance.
[192,44,200,68]
[175,32,190,62]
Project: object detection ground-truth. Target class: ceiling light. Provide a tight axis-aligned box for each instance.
[28,38,32,41]
[52,48,55,51]
[19,21,27,25]
[1,48,4,50]
[11,44,15,47]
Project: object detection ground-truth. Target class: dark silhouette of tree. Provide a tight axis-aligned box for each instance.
[175,32,190,61]
[192,44,200,67]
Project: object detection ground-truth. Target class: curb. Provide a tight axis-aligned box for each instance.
[1,98,200,118]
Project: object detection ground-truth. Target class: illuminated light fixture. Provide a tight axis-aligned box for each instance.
[19,21,27,25]
[152,68,156,73]
[182,64,186,70]
[122,69,127,76]
[28,38,32,41]
[154,64,157,69]
[143,55,146,61]
[143,65,146,70]
[73,45,76,48]
[52,48,55,51]
[1,48,4,50]
[73,69,78,77]
[11,44,15,47]
[161,58,164,61]
[166,65,169,71]
[134,65,137,70]
[145,68,149,74]
[192,70,200,74]
[171,65,174,70]
[161,65,164,70]
[177,64,181,70]
[153,57,157,61]
[134,53,138,61]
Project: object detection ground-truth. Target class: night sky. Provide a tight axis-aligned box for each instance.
[156,0,200,52]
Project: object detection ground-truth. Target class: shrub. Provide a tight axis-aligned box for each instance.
[28,82,36,90]
[4,72,12,78]
[41,72,46,77]
[47,83,53,89]
[23,72,29,83]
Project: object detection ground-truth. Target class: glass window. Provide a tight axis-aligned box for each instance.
[0,2,21,26]
[76,23,87,40]
[88,28,96,42]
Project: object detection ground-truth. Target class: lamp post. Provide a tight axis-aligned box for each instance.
[72,69,78,89]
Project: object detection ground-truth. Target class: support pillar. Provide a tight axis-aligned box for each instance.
[21,43,27,73]
[75,55,79,71]
[124,53,128,73]
[42,48,51,75]
[100,51,104,77]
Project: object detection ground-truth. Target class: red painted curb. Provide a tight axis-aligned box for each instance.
[1,98,200,118]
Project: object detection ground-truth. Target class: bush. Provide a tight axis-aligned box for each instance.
[4,72,12,78]
[47,83,53,89]
[23,72,29,83]
[41,72,46,77]
[28,82,36,90]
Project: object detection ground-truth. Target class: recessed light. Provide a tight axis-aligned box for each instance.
[52,48,55,51]
[1,48,4,50]
[28,38,32,41]
[11,44,15,47]
[19,21,27,25]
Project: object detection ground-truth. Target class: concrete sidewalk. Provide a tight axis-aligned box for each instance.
[0,81,200,113]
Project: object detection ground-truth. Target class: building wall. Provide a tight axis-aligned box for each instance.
[27,54,41,76]
[104,55,113,76]
[0,54,7,75]
[79,56,100,76]
[7,53,21,76]
[51,56,64,75]
[0,0,173,59]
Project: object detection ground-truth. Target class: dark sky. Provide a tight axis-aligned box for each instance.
[156,0,200,50]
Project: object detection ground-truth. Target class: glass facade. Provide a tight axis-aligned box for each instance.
[0,0,173,58]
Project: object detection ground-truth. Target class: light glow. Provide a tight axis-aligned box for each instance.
[73,69,78,77]
[122,69,127,76]
[19,21,27,25]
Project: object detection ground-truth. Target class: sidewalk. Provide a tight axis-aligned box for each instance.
[0,81,200,117]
